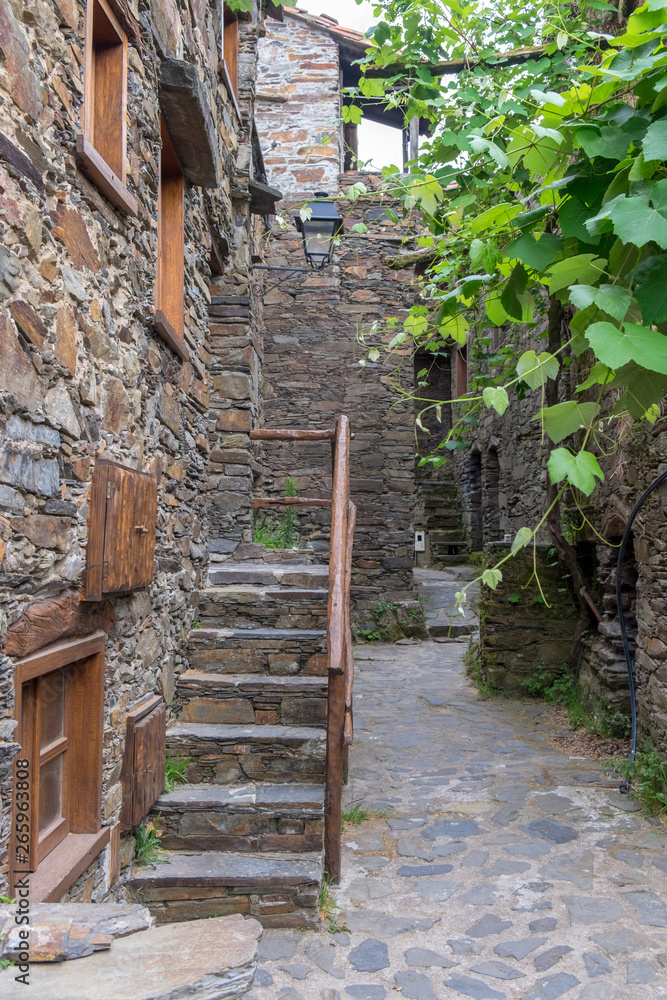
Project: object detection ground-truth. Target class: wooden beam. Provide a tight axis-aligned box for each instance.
[3,593,116,658]
[158,58,219,189]
[250,428,336,441]
[251,497,331,508]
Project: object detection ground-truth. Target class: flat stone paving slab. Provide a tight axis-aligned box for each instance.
[0,913,260,1000]
[251,567,667,1000]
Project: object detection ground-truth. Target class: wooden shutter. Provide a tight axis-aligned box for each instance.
[120,696,166,830]
[85,459,157,600]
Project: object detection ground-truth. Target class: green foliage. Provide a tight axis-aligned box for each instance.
[164,750,191,793]
[342,804,369,827]
[358,628,383,643]
[354,0,667,602]
[320,874,349,934]
[616,743,667,815]
[134,821,167,867]
[252,477,301,549]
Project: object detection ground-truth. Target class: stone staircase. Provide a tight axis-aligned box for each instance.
[420,480,468,564]
[128,550,329,929]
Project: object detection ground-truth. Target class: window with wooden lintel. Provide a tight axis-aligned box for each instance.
[222,5,240,115]
[154,117,189,362]
[76,0,138,216]
[11,633,109,901]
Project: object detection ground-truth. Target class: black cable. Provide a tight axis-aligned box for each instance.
[616,467,667,793]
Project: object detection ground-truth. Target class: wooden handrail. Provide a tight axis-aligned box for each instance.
[251,497,331,508]
[250,428,335,441]
[343,501,357,748]
[324,415,353,885]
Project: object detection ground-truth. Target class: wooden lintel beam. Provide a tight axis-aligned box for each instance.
[250,428,335,441]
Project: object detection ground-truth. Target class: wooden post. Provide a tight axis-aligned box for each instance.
[409,115,420,164]
[324,415,350,885]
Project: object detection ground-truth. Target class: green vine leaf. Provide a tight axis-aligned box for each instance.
[506,233,564,272]
[587,321,667,374]
[482,386,510,415]
[511,526,533,554]
[634,255,667,323]
[642,119,667,160]
[516,350,559,389]
[482,568,503,589]
[606,196,667,249]
[547,448,605,496]
[567,283,632,322]
[535,401,600,444]
[544,254,607,293]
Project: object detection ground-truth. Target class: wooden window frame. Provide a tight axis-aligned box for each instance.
[77,0,138,216]
[154,117,189,362]
[11,633,109,901]
[221,5,241,121]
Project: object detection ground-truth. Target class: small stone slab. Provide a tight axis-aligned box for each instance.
[582,953,611,978]
[397,864,453,877]
[394,970,437,999]
[494,938,547,961]
[578,986,608,1000]
[0,914,260,1000]
[278,964,312,981]
[405,947,454,969]
[348,879,394,901]
[448,938,483,956]
[348,938,389,972]
[461,851,490,868]
[254,969,274,986]
[627,959,658,983]
[491,805,519,827]
[466,914,513,938]
[432,841,466,858]
[505,843,552,858]
[423,820,484,841]
[613,849,644,868]
[562,896,624,925]
[523,972,580,999]
[524,820,579,844]
[529,917,557,932]
[344,910,435,938]
[305,941,344,979]
[534,946,573,972]
[623,889,667,927]
[387,816,427,830]
[590,928,658,955]
[414,881,463,902]
[443,973,506,998]
[541,851,594,890]
[471,961,525,980]
[397,838,432,860]
[345,988,386,1000]
[460,883,498,905]
[483,860,531,877]
[258,931,300,961]
[534,794,574,815]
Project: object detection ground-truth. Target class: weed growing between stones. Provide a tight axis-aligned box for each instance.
[464,641,501,700]
[165,749,192,792]
[319,875,348,934]
[341,804,369,828]
[522,664,632,739]
[134,820,168,867]
[616,744,667,816]
[252,477,301,549]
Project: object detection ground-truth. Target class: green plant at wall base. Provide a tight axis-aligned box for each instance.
[616,744,667,815]
[342,804,369,828]
[319,874,349,934]
[252,477,301,549]
[348,0,667,611]
[165,750,191,793]
[359,628,383,643]
[134,821,167,867]
[464,642,499,700]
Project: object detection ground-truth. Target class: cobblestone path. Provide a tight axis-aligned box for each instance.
[250,610,667,999]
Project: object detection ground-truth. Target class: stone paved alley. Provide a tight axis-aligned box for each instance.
[250,569,667,1000]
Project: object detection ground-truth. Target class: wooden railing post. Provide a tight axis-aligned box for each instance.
[324,415,350,885]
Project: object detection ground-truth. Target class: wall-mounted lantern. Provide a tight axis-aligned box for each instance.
[295,192,344,270]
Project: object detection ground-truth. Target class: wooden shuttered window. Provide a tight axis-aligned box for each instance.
[222,6,240,114]
[154,117,189,362]
[85,458,157,601]
[12,633,109,900]
[120,696,166,830]
[77,0,138,216]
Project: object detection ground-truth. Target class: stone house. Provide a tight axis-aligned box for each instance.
[0,0,280,905]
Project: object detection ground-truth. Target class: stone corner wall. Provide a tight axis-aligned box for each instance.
[478,543,579,693]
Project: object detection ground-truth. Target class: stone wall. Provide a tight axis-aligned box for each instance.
[0,0,263,899]
[256,11,341,200]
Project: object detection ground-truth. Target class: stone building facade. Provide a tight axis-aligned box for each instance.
[0,0,275,902]
[254,9,418,607]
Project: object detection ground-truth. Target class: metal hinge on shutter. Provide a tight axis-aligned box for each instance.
[106,481,114,499]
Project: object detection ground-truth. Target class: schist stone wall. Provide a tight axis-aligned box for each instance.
[0,0,264,900]
[461,318,667,747]
[254,181,417,606]
[256,11,341,200]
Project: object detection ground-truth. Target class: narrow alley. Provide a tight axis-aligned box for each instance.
[250,568,667,1000]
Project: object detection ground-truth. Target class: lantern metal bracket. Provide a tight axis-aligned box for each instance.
[252,265,310,293]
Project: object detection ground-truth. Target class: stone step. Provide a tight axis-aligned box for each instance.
[128,851,322,928]
[152,782,324,853]
[167,722,326,784]
[187,627,327,675]
[198,585,329,629]
[175,672,328,726]
[208,562,329,588]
